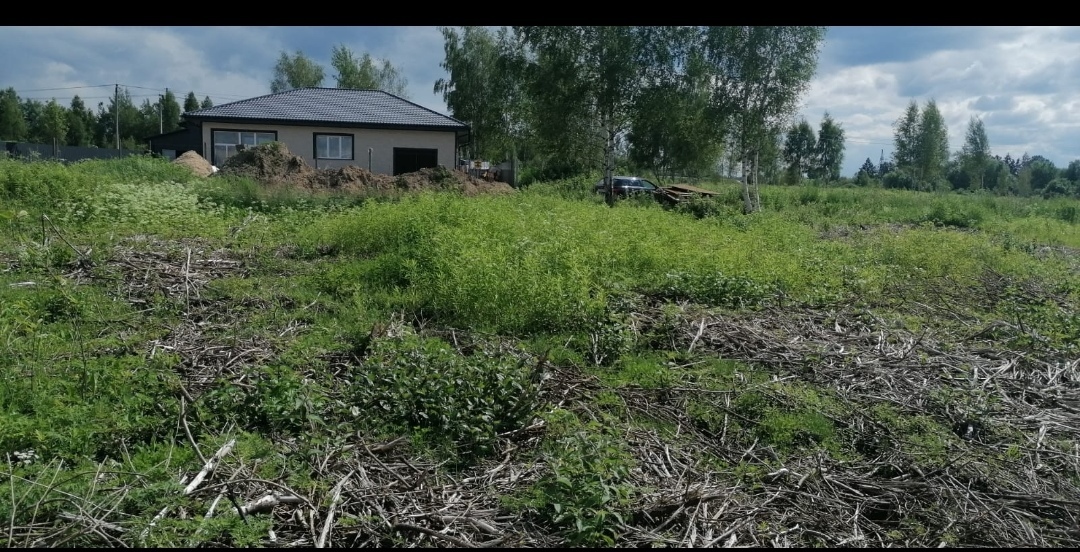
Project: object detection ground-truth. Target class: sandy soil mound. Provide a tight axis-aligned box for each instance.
[172,151,214,177]
[214,142,514,196]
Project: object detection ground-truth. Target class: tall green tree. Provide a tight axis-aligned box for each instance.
[0,87,26,141]
[510,28,598,181]
[137,98,160,145]
[813,112,844,182]
[698,26,827,212]
[892,100,920,172]
[41,99,68,146]
[627,29,724,182]
[184,91,200,113]
[435,26,523,161]
[270,50,325,93]
[331,44,409,98]
[516,26,648,204]
[629,68,720,182]
[21,99,45,143]
[66,95,94,146]
[958,115,991,190]
[915,99,949,189]
[782,118,816,184]
[1064,159,1080,183]
[1021,155,1057,192]
[201,96,213,109]
[983,158,1014,195]
[95,87,141,149]
[859,157,877,178]
[160,90,181,132]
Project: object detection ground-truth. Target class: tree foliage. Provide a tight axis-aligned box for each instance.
[888,99,949,190]
[782,119,816,183]
[95,87,141,150]
[434,27,524,161]
[331,44,409,98]
[698,26,826,211]
[41,99,68,145]
[432,26,827,205]
[21,99,45,144]
[1021,155,1058,193]
[184,91,200,113]
[859,157,877,178]
[66,95,94,146]
[270,50,325,93]
[514,26,650,191]
[957,116,991,190]
[0,87,26,141]
[916,100,949,189]
[892,100,920,172]
[160,90,182,133]
[813,112,844,182]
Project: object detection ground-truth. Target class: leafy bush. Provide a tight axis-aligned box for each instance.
[528,409,635,546]
[920,201,986,229]
[350,334,540,461]
[674,196,737,219]
[653,270,776,309]
[1056,203,1080,224]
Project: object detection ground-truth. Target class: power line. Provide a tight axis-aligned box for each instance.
[21,93,163,101]
[11,84,115,93]
[10,82,250,102]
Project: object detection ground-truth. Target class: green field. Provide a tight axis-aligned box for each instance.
[2,155,1079,547]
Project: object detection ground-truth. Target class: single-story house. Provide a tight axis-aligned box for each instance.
[147,87,470,175]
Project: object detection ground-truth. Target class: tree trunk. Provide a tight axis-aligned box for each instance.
[604,116,616,207]
[753,149,761,210]
[740,146,754,214]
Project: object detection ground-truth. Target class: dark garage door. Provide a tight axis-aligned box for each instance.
[393,148,439,175]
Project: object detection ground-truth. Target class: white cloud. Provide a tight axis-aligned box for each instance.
[801,26,1080,175]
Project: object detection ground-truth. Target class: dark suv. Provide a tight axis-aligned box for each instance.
[594,176,659,197]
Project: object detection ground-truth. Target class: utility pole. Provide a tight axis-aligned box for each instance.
[114,84,120,151]
[160,87,171,133]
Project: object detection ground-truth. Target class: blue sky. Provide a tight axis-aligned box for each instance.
[2,26,1078,176]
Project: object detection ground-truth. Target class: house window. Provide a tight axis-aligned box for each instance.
[212,130,276,166]
[315,134,353,160]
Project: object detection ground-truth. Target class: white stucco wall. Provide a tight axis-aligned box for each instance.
[200,122,458,174]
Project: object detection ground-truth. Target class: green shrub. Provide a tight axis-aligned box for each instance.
[350,334,540,462]
[653,270,776,309]
[529,409,635,546]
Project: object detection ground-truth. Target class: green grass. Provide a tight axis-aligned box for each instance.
[2,154,1079,547]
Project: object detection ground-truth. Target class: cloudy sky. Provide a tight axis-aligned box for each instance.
[2,26,1078,176]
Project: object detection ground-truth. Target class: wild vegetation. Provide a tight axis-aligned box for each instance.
[2,24,1080,548]
[2,154,1079,547]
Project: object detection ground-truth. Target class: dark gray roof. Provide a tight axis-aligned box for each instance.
[183,88,468,130]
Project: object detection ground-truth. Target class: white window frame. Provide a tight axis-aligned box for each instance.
[315,134,354,160]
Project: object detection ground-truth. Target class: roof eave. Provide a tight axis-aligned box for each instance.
[184,115,469,132]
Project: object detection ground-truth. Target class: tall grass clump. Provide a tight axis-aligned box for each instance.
[1,157,100,210]
[301,191,852,335]
[1,155,228,236]
[522,172,603,202]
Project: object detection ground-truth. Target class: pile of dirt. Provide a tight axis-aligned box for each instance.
[214,142,514,196]
[171,151,214,177]
[216,141,313,184]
